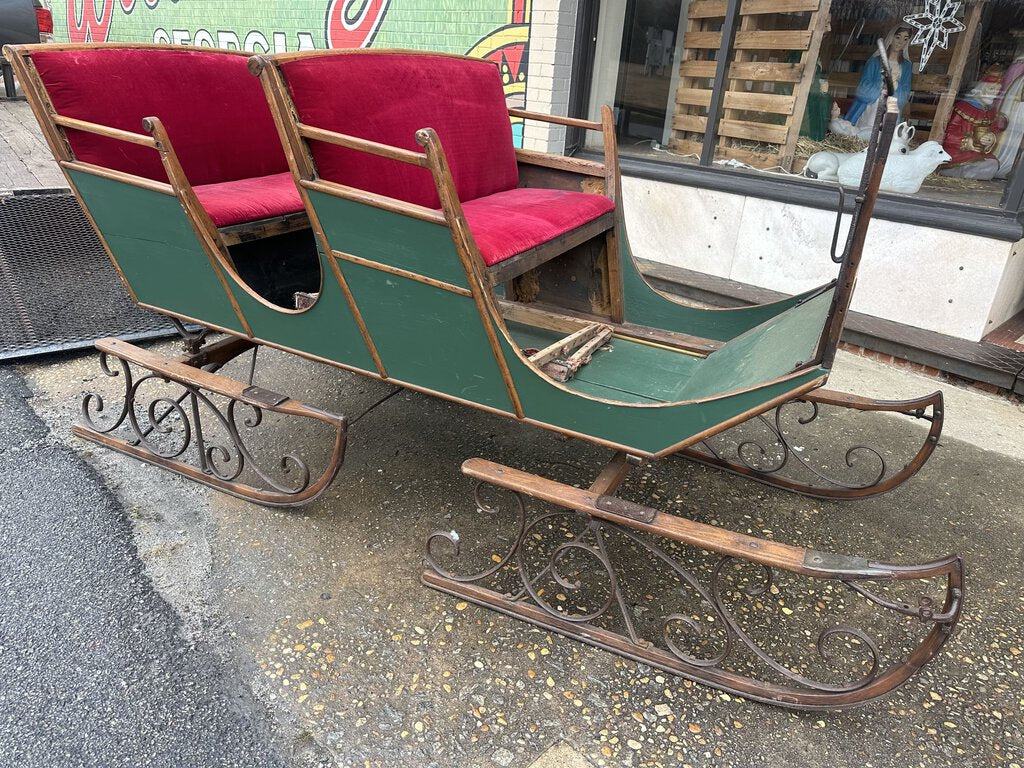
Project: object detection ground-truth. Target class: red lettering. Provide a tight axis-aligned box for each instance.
[67,0,113,43]
[325,0,390,49]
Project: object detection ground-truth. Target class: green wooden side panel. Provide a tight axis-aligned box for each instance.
[339,261,513,411]
[498,323,825,454]
[222,246,377,372]
[68,170,244,333]
[571,338,700,403]
[507,284,829,409]
[618,215,830,343]
[678,288,833,400]
[307,191,467,288]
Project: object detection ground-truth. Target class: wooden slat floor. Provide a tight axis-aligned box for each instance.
[0,98,66,192]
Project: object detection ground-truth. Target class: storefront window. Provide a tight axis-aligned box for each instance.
[588,0,1024,211]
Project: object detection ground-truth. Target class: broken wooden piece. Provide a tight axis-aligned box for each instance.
[527,322,614,382]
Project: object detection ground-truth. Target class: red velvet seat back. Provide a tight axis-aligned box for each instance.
[31,47,289,186]
[280,52,519,209]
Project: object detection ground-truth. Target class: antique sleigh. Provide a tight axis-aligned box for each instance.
[6,42,961,709]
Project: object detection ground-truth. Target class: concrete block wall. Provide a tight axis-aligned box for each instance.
[621,175,1024,342]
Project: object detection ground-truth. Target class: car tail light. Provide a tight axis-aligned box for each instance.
[35,8,54,36]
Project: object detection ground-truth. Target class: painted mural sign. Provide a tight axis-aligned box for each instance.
[57,0,531,138]
[65,0,396,51]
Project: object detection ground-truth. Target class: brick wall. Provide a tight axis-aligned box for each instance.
[522,0,578,153]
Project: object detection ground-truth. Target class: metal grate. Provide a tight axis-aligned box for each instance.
[0,190,178,360]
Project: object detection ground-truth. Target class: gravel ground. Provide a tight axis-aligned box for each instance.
[12,344,1024,768]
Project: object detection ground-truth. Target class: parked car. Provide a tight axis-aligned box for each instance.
[1,0,52,98]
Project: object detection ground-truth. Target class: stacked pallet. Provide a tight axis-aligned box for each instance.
[668,0,831,170]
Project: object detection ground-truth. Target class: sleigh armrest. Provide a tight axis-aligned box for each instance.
[52,113,158,148]
[507,108,602,131]
[296,123,431,168]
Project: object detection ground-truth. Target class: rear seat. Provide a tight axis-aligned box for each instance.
[30,46,304,234]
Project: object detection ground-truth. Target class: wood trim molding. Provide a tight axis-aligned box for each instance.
[417,126,526,419]
[299,178,446,225]
[332,250,473,297]
[142,116,254,336]
[59,160,174,196]
[255,55,389,378]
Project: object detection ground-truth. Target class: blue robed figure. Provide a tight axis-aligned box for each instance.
[844,25,914,127]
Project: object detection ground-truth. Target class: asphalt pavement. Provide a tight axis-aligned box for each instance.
[0,365,287,767]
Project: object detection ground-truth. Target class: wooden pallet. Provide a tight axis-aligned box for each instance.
[668,0,831,170]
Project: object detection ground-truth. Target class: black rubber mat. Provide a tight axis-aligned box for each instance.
[0,190,177,360]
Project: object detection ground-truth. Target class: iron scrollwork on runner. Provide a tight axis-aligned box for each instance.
[424,481,963,709]
[74,341,347,507]
[680,389,944,499]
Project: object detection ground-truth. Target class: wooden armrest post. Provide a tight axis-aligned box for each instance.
[142,115,253,336]
[600,104,625,323]
[599,105,622,206]
[417,126,525,419]
[250,55,318,183]
[142,116,221,239]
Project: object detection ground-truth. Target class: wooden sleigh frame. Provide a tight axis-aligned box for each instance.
[6,42,960,709]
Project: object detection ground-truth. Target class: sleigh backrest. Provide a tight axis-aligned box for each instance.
[28,46,288,186]
[277,50,519,208]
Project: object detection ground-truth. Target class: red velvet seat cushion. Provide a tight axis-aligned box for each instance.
[31,48,288,187]
[280,52,519,209]
[193,173,303,228]
[460,188,616,266]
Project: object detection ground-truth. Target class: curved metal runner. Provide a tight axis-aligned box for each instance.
[679,389,944,499]
[422,457,963,710]
[73,337,348,507]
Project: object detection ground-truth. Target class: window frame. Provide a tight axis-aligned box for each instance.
[566,0,1024,242]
